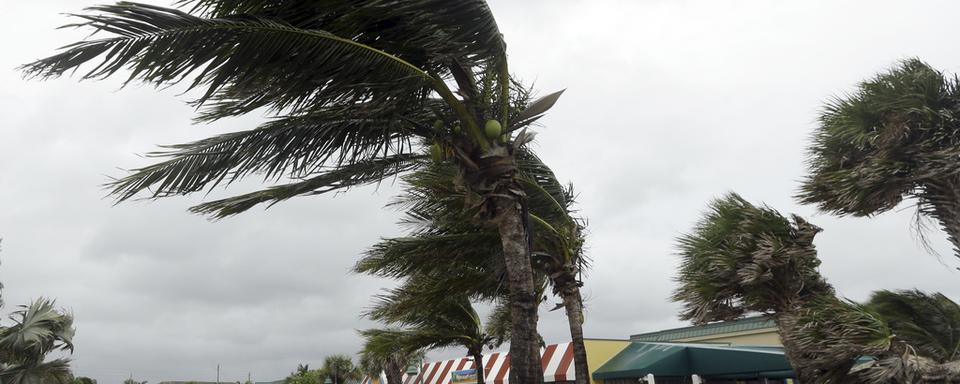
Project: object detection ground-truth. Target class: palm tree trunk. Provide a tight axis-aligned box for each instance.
[561,288,590,384]
[494,194,544,384]
[385,369,402,384]
[473,353,485,384]
[922,177,960,261]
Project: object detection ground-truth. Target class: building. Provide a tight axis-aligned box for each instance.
[593,316,795,384]
[630,316,780,346]
[368,317,795,384]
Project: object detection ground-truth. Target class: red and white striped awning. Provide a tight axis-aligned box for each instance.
[412,342,576,384]
[416,357,476,384]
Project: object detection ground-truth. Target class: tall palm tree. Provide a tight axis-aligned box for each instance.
[361,293,509,384]
[0,299,76,384]
[359,333,425,384]
[799,59,960,262]
[355,151,592,383]
[22,2,567,379]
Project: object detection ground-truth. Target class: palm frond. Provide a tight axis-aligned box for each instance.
[0,299,75,362]
[21,2,435,121]
[189,153,426,218]
[867,290,960,363]
[176,0,507,67]
[798,58,960,259]
[0,358,74,384]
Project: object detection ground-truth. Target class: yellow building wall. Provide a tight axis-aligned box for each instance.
[672,328,782,346]
[583,339,631,384]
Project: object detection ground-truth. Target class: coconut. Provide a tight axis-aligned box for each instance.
[484,119,502,139]
[430,143,443,162]
[432,120,444,131]
[452,125,462,134]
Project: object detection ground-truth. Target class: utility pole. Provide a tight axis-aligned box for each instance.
[248,372,251,384]
[217,364,221,384]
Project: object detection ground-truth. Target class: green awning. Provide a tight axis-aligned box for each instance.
[592,342,795,380]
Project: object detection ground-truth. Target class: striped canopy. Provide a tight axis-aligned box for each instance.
[413,342,576,384]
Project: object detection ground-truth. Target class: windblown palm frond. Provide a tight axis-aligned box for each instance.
[21,3,436,118]
[778,296,893,382]
[190,153,426,218]
[799,59,960,259]
[177,0,507,68]
[0,358,74,384]
[867,290,960,363]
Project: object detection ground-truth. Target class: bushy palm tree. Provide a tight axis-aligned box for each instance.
[675,193,960,383]
[0,299,76,384]
[355,151,592,383]
[799,59,960,262]
[22,2,568,378]
[321,355,362,384]
[359,334,425,384]
[673,193,840,382]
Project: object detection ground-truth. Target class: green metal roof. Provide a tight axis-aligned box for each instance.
[630,316,776,342]
[592,342,794,379]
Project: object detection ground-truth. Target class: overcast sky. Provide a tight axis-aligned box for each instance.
[3,1,960,383]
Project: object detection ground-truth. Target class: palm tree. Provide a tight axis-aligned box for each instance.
[359,334,425,384]
[673,193,840,382]
[675,193,960,383]
[355,151,592,383]
[321,355,362,384]
[361,293,509,384]
[22,2,567,379]
[0,299,76,384]
[799,59,960,262]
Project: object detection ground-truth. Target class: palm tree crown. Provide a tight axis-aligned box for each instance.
[799,59,960,260]
[0,299,76,384]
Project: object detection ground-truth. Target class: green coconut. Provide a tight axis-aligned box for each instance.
[484,119,502,139]
[432,120,444,131]
[452,125,462,134]
[430,143,443,162]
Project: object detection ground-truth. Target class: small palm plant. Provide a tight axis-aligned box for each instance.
[360,292,508,384]
[0,299,76,384]
[359,334,425,384]
[799,59,960,262]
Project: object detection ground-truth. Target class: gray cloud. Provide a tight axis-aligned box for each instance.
[3,0,960,383]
